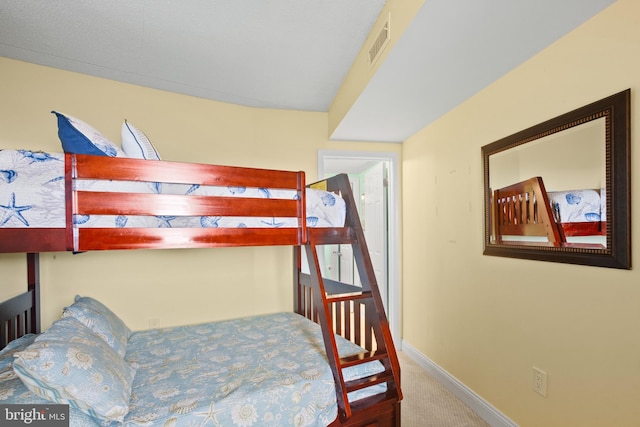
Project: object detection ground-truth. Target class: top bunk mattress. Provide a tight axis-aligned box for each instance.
[0,150,345,230]
[547,188,606,223]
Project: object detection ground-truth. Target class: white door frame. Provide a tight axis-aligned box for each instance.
[318,149,401,349]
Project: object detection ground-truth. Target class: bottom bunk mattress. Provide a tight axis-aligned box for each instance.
[1,312,384,427]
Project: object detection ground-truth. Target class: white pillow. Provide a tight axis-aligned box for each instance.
[121,120,162,160]
[52,111,125,157]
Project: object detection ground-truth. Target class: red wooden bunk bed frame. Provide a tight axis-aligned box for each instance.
[0,153,401,427]
[492,176,606,248]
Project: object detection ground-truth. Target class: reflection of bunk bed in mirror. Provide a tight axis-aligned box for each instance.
[0,151,401,426]
[492,176,606,248]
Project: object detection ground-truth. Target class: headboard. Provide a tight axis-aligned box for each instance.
[492,176,565,246]
[0,253,40,347]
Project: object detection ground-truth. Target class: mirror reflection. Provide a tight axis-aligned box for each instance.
[489,117,606,248]
[482,89,630,269]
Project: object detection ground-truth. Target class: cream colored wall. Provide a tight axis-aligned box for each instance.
[402,1,639,426]
[0,57,400,331]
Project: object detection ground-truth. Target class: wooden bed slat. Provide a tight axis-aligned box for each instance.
[561,221,606,236]
[75,227,303,251]
[72,154,302,189]
[0,229,67,253]
[76,192,300,218]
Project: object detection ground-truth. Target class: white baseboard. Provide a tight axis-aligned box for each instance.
[400,340,518,427]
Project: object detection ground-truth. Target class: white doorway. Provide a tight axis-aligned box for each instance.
[363,161,388,312]
[318,150,400,349]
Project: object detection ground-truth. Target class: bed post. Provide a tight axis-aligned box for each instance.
[27,253,41,334]
[293,245,302,316]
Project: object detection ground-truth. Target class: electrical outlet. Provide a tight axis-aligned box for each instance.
[532,367,547,397]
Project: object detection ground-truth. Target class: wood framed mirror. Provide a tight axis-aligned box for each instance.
[482,89,630,269]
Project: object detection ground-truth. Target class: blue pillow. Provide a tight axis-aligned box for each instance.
[52,111,125,157]
[13,318,135,423]
[0,334,36,373]
[62,295,131,358]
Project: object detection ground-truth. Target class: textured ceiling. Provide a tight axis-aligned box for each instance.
[0,0,385,111]
[0,0,617,143]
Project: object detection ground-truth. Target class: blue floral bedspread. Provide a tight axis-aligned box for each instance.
[122,312,384,427]
[1,313,384,427]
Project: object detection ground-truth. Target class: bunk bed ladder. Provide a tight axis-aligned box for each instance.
[296,173,402,425]
[303,243,401,423]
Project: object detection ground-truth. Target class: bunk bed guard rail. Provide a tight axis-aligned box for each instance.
[65,153,308,252]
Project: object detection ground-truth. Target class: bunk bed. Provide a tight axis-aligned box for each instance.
[492,176,606,247]
[0,150,402,427]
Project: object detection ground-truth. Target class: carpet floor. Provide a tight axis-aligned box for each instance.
[398,351,491,427]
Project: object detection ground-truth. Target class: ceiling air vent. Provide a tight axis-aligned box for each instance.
[368,15,390,67]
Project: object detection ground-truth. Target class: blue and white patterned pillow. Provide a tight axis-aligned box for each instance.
[121,120,162,160]
[0,334,36,373]
[52,111,125,157]
[12,318,135,423]
[62,295,131,358]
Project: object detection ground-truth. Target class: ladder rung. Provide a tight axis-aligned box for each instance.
[349,388,400,413]
[326,291,372,304]
[345,370,394,393]
[340,349,387,368]
[307,227,357,245]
